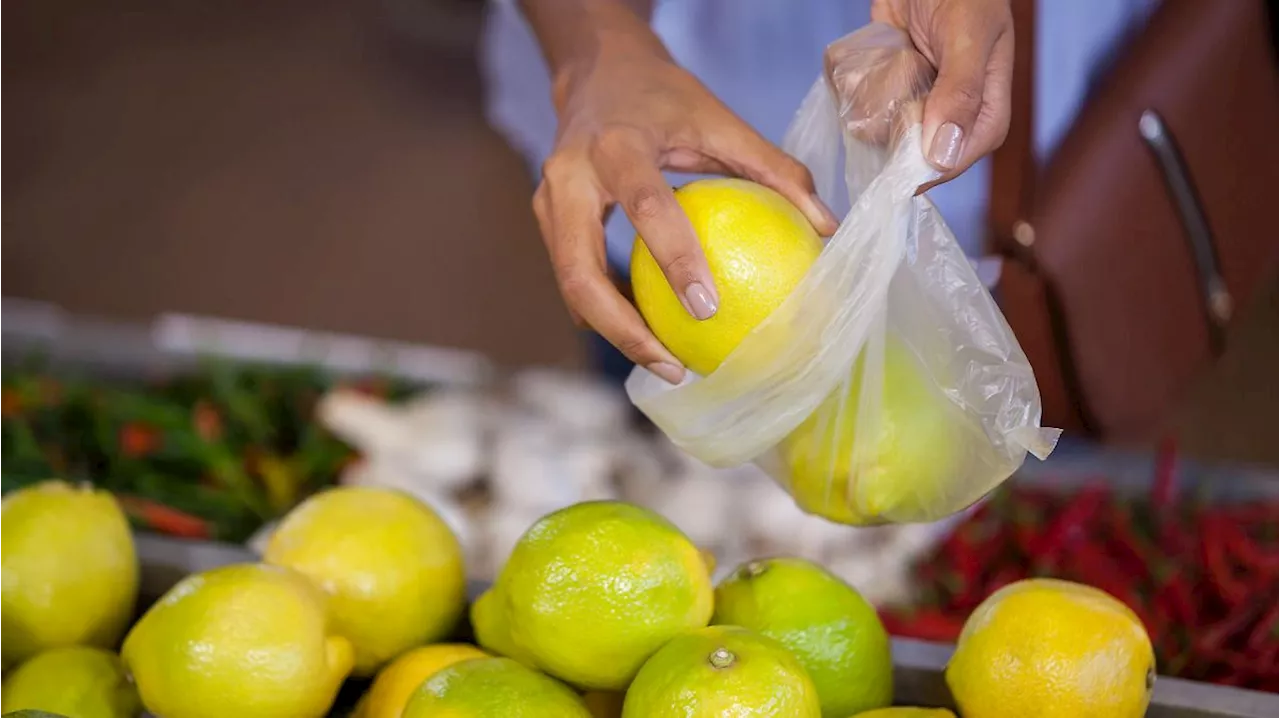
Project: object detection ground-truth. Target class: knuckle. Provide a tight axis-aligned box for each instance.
[592,125,641,158]
[660,252,700,285]
[626,185,667,222]
[947,82,985,114]
[614,333,653,362]
[540,152,577,185]
[555,266,594,305]
[531,184,549,218]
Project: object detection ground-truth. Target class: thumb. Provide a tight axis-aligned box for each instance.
[920,10,1013,176]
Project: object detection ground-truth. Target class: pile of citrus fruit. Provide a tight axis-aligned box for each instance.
[2,479,1156,718]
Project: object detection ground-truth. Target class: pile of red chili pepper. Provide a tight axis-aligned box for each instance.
[880,445,1278,692]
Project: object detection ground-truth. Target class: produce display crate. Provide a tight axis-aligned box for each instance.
[136,532,1278,718]
[9,301,1279,716]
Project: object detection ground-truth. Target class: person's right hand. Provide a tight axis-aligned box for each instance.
[532,16,838,385]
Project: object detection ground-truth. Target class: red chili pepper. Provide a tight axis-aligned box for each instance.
[1197,599,1269,657]
[1203,517,1254,607]
[119,423,161,458]
[1219,519,1279,574]
[2,388,24,417]
[193,401,223,441]
[1028,484,1110,562]
[1247,603,1279,651]
[1151,436,1178,510]
[883,609,965,643]
[117,496,211,539]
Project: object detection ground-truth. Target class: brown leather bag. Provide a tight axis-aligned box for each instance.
[991,0,1278,441]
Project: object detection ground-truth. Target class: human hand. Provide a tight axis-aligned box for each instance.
[826,0,1014,183]
[533,19,838,384]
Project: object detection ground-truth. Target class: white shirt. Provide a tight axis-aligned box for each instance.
[479,0,1158,266]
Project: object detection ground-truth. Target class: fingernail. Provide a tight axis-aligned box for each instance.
[810,193,840,233]
[683,282,718,321]
[928,122,964,171]
[647,362,686,385]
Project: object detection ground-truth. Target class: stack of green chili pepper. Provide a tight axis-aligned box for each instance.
[881,444,1278,692]
[1,359,420,543]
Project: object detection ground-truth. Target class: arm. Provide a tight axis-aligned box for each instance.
[518,0,837,384]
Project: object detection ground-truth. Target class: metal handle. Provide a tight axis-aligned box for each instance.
[1138,109,1233,352]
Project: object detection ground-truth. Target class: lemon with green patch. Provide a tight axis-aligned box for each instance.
[403,656,591,717]
[712,557,892,717]
[622,625,821,717]
[482,501,713,690]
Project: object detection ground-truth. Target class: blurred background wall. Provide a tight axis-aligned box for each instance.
[3,0,582,370]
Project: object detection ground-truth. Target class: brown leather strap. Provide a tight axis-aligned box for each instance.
[987,0,1037,254]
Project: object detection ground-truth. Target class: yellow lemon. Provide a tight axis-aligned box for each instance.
[264,486,466,675]
[622,625,821,717]
[122,563,353,718]
[712,557,892,717]
[484,501,713,690]
[1,480,138,668]
[631,178,823,376]
[780,336,969,525]
[855,710,956,718]
[945,578,1155,718]
[1,646,140,718]
[355,643,488,718]
[403,656,591,717]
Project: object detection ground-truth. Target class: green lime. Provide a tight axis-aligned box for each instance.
[622,625,820,717]
[403,656,591,717]
[1,646,139,718]
[713,557,892,717]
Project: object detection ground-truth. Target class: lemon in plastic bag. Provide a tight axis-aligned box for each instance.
[779,337,969,525]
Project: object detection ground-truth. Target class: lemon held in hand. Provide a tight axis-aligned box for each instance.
[1,480,139,669]
[403,656,591,718]
[483,501,713,690]
[122,563,353,718]
[713,557,892,717]
[631,178,823,376]
[946,578,1155,718]
[264,486,466,675]
[622,625,821,718]
[355,643,488,718]
[1,646,140,718]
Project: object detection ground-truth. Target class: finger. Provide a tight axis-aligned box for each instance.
[594,133,720,321]
[709,121,841,235]
[920,2,1013,176]
[534,164,687,384]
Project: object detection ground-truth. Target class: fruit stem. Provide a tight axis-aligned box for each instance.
[743,560,769,579]
[708,648,736,669]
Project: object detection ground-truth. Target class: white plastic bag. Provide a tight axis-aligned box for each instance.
[626,24,1060,526]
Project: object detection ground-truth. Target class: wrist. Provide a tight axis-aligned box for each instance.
[521,0,669,112]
